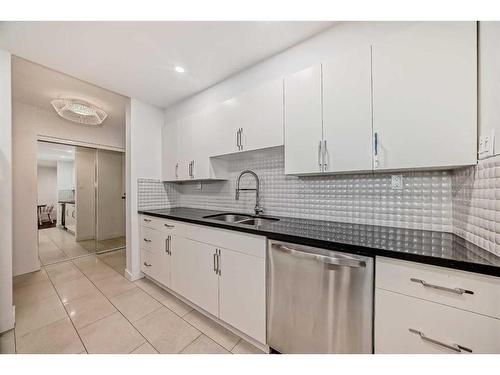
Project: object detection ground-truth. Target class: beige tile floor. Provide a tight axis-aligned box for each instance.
[38,227,126,266]
[1,250,264,354]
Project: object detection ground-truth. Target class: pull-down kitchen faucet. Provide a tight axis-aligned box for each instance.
[235,170,263,216]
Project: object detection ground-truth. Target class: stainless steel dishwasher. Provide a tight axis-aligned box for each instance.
[267,240,374,353]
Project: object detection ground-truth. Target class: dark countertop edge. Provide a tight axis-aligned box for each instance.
[138,210,500,278]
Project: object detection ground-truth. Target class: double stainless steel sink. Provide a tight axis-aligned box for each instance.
[202,213,279,227]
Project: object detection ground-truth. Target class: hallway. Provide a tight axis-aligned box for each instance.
[0,250,262,354]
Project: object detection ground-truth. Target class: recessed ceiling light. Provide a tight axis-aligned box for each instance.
[174,66,185,73]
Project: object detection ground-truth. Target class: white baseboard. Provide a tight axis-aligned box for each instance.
[124,268,143,282]
[0,305,15,334]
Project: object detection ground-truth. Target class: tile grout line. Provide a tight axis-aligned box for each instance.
[43,264,89,354]
[136,279,244,353]
[71,257,160,354]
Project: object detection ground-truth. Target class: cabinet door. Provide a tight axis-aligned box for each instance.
[372,22,477,170]
[176,115,192,180]
[207,100,239,156]
[219,248,266,343]
[171,237,219,316]
[284,64,323,174]
[322,47,373,173]
[238,78,284,152]
[154,232,172,288]
[162,121,179,181]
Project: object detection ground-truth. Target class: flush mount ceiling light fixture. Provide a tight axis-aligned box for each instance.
[51,98,107,126]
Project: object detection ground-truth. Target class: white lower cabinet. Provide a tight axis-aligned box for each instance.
[375,289,500,354]
[171,237,219,317]
[141,215,267,344]
[140,228,172,289]
[375,257,500,354]
[218,247,266,344]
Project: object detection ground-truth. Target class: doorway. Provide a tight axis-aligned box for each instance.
[36,141,126,266]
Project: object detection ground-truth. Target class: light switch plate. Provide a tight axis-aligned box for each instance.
[479,129,495,159]
[391,175,403,190]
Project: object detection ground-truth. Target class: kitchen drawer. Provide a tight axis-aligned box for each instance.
[141,215,162,230]
[182,222,266,258]
[141,215,184,235]
[375,288,500,354]
[140,249,155,276]
[376,257,500,319]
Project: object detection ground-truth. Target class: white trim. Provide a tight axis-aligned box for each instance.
[37,135,125,152]
[125,267,143,282]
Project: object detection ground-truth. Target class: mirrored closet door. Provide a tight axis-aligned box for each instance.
[36,141,125,266]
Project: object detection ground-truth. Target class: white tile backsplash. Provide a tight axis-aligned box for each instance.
[452,154,500,256]
[137,148,500,256]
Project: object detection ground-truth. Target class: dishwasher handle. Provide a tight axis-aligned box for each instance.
[273,243,366,268]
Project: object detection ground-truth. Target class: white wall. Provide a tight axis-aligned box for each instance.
[125,98,163,281]
[37,165,57,208]
[479,21,500,157]
[12,100,125,276]
[0,49,14,333]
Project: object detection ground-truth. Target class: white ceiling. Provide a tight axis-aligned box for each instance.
[0,21,334,108]
[12,56,128,132]
[37,142,75,162]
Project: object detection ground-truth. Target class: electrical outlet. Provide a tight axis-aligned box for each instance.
[478,129,495,159]
[391,175,403,190]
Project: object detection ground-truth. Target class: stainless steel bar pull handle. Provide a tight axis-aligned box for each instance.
[143,262,152,267]
[322,139,328,170]
[143,218,151,222]
[164,223,175,228]
[217,249,221,275]
[143,238,152,242]
[165,238,169,253]
[191,160,194,177]
[409,329,472,353]
[175,163,178,178]
[239,128,243,150]
[213,250,218,273]
[318,140,322,170]
[410,278,474,295]
[274,244,365,268]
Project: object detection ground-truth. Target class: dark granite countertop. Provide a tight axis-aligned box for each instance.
[138,207,500,277]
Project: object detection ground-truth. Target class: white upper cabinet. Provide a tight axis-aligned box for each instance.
[371,22,477,170]
[322,47,373,173]
[161,120,179,181]
[162,79,283,182]
[236,79,284,153]
[284,64,323,174]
